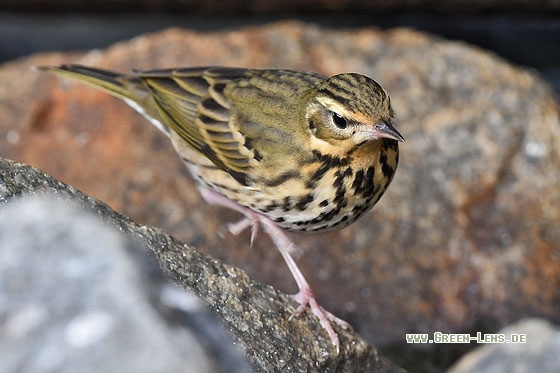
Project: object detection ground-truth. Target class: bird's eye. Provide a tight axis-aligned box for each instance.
[331,112,348,129]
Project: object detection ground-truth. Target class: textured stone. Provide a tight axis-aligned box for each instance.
[0,194,246,373]
[449,318,560,373]
[0,158,404,372]
[1,22,559,369]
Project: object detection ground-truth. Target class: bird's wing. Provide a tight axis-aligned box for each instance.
[136,67,272,181]
[137,67,326,185]
[136,67,262,185]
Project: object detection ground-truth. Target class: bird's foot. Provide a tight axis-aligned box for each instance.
[226,216,260,247]
[290,286,351,353]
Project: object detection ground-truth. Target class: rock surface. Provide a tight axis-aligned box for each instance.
[0,193,244,373]
[448,318,560,373]
[1,22,559,369]
[0,158,403,372]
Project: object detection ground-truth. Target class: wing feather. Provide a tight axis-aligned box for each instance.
[136,67,260,182]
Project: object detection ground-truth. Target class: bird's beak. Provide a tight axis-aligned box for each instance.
[367,120,405,142]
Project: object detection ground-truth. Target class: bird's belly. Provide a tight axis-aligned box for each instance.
[182,152,392,234]
[260,194,376,233]
[216,183,375,233]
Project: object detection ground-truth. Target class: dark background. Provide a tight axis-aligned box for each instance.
[1,4,560,94]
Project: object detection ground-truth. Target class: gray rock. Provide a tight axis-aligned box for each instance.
[0,193,246,373]
[448,318,560,373]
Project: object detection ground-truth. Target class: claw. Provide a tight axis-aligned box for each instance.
[202,187,260,247]
[249,215,259,247]
[289,285,350,353]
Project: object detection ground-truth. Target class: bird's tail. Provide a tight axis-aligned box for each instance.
[37,64,142,101]
[37,64,171,135]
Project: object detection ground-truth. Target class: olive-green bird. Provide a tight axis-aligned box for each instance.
[40,64,404,351]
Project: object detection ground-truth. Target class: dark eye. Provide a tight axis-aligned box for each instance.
[331,112,347,129]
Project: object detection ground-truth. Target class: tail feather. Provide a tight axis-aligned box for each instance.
[38,64,170,136]
[37,64,138,101]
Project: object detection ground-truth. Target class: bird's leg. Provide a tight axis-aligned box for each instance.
[199,187,259,246]
[258,216,351,351]
[198,187,350,352]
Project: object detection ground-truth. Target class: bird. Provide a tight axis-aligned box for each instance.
[39,64,404,351]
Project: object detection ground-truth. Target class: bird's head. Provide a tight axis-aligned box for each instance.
[304,73,404,153]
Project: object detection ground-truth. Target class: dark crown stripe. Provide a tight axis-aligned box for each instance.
[321,79,356,99]
[317,88,351,107]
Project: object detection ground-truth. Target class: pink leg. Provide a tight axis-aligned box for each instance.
[199,188,259,245]
[199,187,350,352]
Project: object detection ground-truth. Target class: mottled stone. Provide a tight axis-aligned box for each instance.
[449,318,560,373]
[0,194,235,373]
